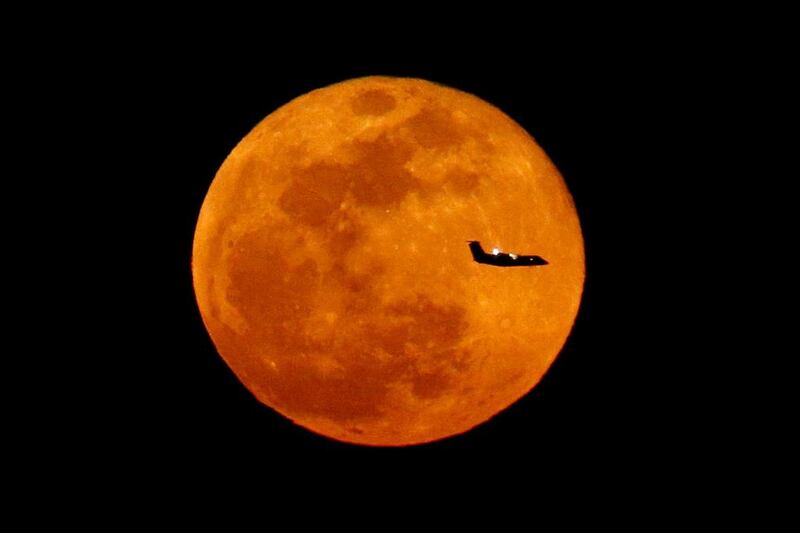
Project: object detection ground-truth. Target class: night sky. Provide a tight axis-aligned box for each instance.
[78,36,724,485]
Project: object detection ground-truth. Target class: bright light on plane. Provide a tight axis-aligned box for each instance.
[492,248,500,255]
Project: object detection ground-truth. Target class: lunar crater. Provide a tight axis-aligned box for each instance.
[351,89,397,116]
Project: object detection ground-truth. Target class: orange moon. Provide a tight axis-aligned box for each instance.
[192,76,584,446]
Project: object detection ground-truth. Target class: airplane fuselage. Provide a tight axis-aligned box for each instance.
[467,241,548,267]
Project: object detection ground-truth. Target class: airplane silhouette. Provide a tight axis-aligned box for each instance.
[467,241,548,267]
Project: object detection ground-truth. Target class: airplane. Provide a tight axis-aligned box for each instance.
[467,240,548,267]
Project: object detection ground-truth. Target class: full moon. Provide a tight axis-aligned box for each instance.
[192,77,584,446]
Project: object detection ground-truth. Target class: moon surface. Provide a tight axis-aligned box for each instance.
[192,77,584,446]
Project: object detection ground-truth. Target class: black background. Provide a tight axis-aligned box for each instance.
[82,38,721,485]
[13,11,784,515]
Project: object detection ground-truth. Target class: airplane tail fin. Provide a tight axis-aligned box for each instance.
[467,240,486,260]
